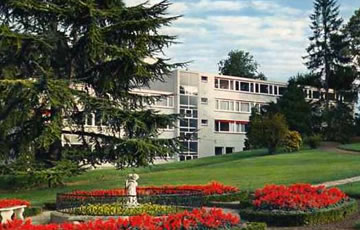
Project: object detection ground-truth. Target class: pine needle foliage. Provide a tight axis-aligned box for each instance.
[305,0,356,107]
[0,0,183,186]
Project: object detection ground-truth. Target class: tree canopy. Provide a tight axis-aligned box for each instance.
[305,0,356,106]
[0,0,183,186]
[347,8,360,69]
[218,50,266,80]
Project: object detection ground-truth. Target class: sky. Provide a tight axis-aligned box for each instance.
[124,0,360,83]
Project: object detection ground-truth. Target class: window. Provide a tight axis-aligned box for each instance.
[255,83,259,93]
[279,87,286,95]
[260,84,269,94]
[226,147,234,154]
[250,83,254,92]
[241,103,250,112]
[235,102,240,112]
[215,120,248,133]
[219,122,229,131]
[95,111,102,126]
[156,98,168,107]
[235,81,240,91]
[215,79,219,88]
[219,79,229,89]
[215,147,223,156]
[327,93,335,100]
[185,109,192,117]
[201,119,208,126]
[189,119,198,128]
[269,85,273,94]
[240,82,250,92]
[313,91,320,99]
[201,76,208,82]
[230,80,234,90]
[180,95,188,105]
[274,86,278,95]
[220,101,229,110]
[86,114,94,126]
[189,96,197,106]
[201,97,208,104]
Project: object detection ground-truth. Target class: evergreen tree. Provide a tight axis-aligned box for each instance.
[276,81,313,136]
[0,0,183,187]
[346,8,360,69]
[305,0,354,107]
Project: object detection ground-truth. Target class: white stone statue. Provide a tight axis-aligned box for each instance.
[125,173,139,207]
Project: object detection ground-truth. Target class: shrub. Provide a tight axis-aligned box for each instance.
[24,207,42,217]
[253,184,348,211]
[240,199,357,227]
[72,203,182,216]
[242,222,267,230]
[205,191,249,203]
[306,134,322,149]
[0,208,240,230]
[283,131,302,152]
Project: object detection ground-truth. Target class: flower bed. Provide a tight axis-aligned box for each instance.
[71,203,183,216]
[240,184,357,226]
[0,199,30,209]
[253,184,347,211]
[67,181,239,197]
[0,208,240,230]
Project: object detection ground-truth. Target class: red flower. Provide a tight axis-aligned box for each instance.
[253,184,348,211]
[0,208,240,230]
[0,199,30,209]
[65,181,239,198]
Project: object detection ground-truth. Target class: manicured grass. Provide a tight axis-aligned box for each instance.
[2,148,360,206]
[338,143,360,152]
[338,182,360,198]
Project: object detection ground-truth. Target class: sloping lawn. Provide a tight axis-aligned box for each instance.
[338,143,360,152]
[338,182,360,198]
[1,148,360,206]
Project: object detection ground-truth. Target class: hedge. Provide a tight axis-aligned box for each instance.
[205,191,250,203]
[24,206,42,217]
[239,199,357,227]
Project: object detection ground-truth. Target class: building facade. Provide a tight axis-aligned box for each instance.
[146,70,288,161]
[62,69,356,162]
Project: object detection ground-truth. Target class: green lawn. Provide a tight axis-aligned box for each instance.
[338,182,360,198]
[2,148,360,206]
[338,143,360,152]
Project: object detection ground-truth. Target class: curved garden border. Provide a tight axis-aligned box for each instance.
[239,199,358,227]
[338,144,360,153]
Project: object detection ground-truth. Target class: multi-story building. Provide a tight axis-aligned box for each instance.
[142,70,288,161]
[62,69,355,162]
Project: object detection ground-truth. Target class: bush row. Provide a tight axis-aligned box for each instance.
[239,198,357,227]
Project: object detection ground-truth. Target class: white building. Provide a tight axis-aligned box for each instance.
[145,70,288,161]
[62,69,354,162]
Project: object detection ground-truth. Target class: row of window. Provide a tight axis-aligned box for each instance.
[153,96,174,108]
[214,120,249,133]
[214,78,286,96]
[215,146,234,155]
[215,99,264,113]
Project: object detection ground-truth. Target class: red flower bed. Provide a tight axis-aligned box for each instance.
[66,181,239,197]
[0,208,240,230]
[0,199,30,209]
[253,184,348,211]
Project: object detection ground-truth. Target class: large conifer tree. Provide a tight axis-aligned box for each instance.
[305,0,354,107]
[0,0,182,186]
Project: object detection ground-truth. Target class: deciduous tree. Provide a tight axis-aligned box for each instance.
[218,50,266,80]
